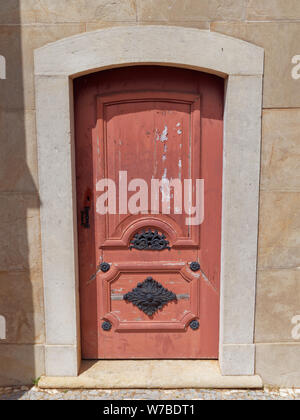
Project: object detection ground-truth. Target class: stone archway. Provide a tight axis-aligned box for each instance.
[34,25,264,378]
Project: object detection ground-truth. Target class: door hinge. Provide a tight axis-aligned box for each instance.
[81,206,90,228]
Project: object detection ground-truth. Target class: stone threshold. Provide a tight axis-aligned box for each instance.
[39,360,263,389]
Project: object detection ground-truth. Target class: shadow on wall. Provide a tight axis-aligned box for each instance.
[0,0,42,386]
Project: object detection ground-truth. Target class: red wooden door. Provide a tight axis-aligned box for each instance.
[74,66,223,359]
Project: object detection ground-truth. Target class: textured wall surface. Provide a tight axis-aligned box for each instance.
[0,0,299,386]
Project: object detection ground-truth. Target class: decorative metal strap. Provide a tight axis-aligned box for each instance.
[130,229,170,251]
[123,277,177,316]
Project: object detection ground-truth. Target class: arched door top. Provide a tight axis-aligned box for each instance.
[34,25,264,78]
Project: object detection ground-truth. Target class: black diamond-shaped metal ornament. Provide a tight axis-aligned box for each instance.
[123,277,177,316]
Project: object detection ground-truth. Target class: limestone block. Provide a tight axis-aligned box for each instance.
[220,75,262,346]
[0,194,41,272]
[247,0,300,21]
[0,109,38,192]
[211,22,300,108]
[137,0,247,22]
[35,76,79,347]
[255,269,300,343]
[45,345,78,377]
[261,109,300,192]
[256,343,300,387]
[219,344,255,376]
[0,25,24,110]
[0,0,19,24]
[0,344,44,386]
[258,191,300,270]
[0,270,45,344]
[39,359,262,388]
[0,0,137,24]
[0,24,85,110]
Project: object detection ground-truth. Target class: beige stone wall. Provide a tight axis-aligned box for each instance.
[0,0,299,386]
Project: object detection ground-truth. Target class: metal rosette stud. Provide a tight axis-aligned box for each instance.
[189,320,200,330]
[189,262,200,272]
[99,262,110,272]
[101,321,112,331]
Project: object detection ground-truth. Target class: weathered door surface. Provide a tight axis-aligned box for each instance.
[74,66,223,359]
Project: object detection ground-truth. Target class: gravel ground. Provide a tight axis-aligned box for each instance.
[0,386,300,400]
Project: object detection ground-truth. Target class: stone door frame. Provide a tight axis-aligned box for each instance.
[34,26,264,377]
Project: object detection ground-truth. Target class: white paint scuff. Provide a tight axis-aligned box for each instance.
[159,126,168,142]
[178,159,182,179]
[160,168,171,204]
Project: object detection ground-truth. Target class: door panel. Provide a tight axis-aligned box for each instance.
[95,91,200,249]
[74,66,223,359]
